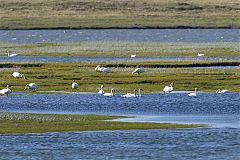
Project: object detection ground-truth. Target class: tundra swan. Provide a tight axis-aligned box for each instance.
[12,72,26,79]
[7,50,17,57]
[163,83,173,93]
[197,53,205,57]
[216,89,230,94]
[122,89,137,98]
[188,88,197,97]
[98,85,105,94]
[132,67,145,75]
[0,85,12,96]
[103,88,115,97]
[71,80,79,89]
[24,83,38,91]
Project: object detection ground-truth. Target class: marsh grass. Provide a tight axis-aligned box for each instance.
[0,0,239,29]
[0,112,204,134]
[0,42,239,57]
[0,62,239,93]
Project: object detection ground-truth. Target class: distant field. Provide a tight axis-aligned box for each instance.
[0,42,239,57]
[0,0,239,29]
[0,62,239,93]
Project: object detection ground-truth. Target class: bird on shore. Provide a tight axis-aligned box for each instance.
[188,88,197,97]
[132,67,145,75]
[7,50,17,57]
[0,85,12,96]
[12,72,26,79]
[197,53,205,57]
[24,83,38,91]
[163,82,174,93]
[98,85,105,94]
[216,89,230,94]
[71,80,79,89]
[103,88,115,97]
[95,65,112,73]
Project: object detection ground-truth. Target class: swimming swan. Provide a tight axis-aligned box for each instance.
[188,88,197,97]
[216,89,230,94]
[103,88,115,97]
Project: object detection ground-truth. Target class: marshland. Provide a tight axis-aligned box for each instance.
[0,1,239,159]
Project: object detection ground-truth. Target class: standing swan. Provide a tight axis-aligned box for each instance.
[163,82,173,93]
[98,85,105,94]
[0,85,12,96]
[12,72,26,79]
[132,68,145,75]
[103,88,115,97]
[71,80,79,89]
[188,88,197,97]
[24,83,38,91]
[7,50,17,57]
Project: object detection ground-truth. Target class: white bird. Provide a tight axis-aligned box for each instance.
[163,82,174,93]
[132,67,145,75]
[95,65,112,73]
[188,88,197,97]
[71,80,79,89]
[216,89,230,94]
[95,65,101,72]
[7,50,17,57]
[103,88,115,97]
[122,89,137,98]
[0,85,12,96]
[24,83,38,91]
[137,88,143,97]
[131,55,136,58]
[197,53,205,57]
[12,72,26,79]
[98,85,105,94]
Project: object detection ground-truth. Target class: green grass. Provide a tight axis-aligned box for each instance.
[0,42,239,57]
[0,112,204,134]
[0,0,239,29]
[0,62,239,93]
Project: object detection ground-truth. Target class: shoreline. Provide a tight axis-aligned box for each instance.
[1,26,240,30]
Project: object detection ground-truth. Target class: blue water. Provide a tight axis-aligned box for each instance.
[0,29,239,43]
[0,93,239,159]
[1,55,239,63]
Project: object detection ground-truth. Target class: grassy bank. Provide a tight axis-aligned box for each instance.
[0,112,204,134]
[0,0,239,29]
[0,42,239,57]
[0,62,239,92]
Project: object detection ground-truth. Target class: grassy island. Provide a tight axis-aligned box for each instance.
[0,112,204,134]
[0,0,239,29]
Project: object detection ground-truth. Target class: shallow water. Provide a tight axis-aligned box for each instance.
[0,93,239,159]
[1,55,240,63]
[0,29,239,43]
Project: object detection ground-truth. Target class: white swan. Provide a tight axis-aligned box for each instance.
[98,85,105,94]
[131,55,136,58]
[197,53,205,57]
[24,83,38,91]
[132,67,145,75]
[95,65,112,73]
[188,88,197,97]
[0,85,12,96]
[103,88,115,97]
[122,89,137,98]
[163,82,173,93]
[71,80,79,89]
[216,89,230,94]
[12,72,26,79]
[137,88,143,97]
[7,50,17,57]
